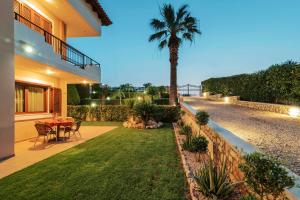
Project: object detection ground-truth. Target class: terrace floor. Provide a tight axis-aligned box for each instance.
[0,124,117,179]
[0,123,186,200]
[185,98,300,175]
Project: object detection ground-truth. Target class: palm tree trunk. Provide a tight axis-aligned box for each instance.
[169,45,179,105]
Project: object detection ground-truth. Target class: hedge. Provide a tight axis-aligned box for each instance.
[202,61,300,105]
[67,105,180,122]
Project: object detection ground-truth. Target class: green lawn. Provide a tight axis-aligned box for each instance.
[0,124,187,200]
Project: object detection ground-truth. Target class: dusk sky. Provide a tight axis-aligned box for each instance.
[69,0,300,87]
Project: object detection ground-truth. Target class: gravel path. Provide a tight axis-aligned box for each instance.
[185,98,300,175]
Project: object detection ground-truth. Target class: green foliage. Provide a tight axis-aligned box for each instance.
[195,111,209,126]
[124,99,136,108]
[146,86,159,101]
[182,135,208,152]
[68,105,131,121]
[133,102,157,123]
[240,194,258,200]
[67,85,80,105]
[202,61,300,105]
[180,124,192,135]
[239,152,295,200]
[154,106,180,122]
[153,98,169,105]
[195,160,235,199]
[67,105,89,120]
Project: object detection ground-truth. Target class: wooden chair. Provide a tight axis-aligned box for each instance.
[34,123,56,147]
[64,121,82,139]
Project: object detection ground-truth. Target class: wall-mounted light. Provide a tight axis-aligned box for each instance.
[24,45,33,53]
[288,107,300,118]
[46,69,54,75]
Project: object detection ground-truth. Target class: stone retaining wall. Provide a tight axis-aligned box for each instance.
[180,102,299,200]
[181,104,245,182]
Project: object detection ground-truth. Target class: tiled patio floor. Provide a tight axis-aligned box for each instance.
[0,126,117,179]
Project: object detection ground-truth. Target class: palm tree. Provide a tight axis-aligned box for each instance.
[149,4,201,105]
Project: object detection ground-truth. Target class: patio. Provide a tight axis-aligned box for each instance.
[0,125,117,179]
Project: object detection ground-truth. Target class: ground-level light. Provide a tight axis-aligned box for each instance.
[106,97,111,101]
[288,107,300,118]
[91,103,97,108]
[224,97,230,104]
[137,96,142,101]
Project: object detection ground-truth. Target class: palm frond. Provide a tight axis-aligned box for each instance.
[176,4,188,23]
[161,4,176,29]
[150,18,166,31]
[158,39,168,50]
[149,30,168,42]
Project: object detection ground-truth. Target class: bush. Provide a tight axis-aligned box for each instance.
[124,99,136,108]
[133,102,157,122]
[239,152,295,200]
[202,61,300,105]
[195,160,236,199]
[154,106,180,122]
[153,98,169,105]
[240,194,258,200]
[67,85,80,105]
[195,111,209,126]
[180,124,192,135]
[68,105,131,121]
[182,136,208,152]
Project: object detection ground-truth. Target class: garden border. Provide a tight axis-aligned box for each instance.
[180,101,300,200]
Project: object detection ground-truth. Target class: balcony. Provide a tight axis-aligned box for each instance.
[14,12,100,70]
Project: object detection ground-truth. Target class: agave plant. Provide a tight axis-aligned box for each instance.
[194,160,237,200]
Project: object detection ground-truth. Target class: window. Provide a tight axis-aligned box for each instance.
[15,82,48,113]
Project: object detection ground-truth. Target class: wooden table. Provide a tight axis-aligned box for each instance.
[42,119,74,141]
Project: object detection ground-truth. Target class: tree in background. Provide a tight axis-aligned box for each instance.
[146,86,158,102]
[149,4,201,105]
[143,83,152,89]
[67,85,80,105]
[120,83,135,98]
[157,86,167,98]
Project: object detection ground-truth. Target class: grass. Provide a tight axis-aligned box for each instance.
[0,123,187,200]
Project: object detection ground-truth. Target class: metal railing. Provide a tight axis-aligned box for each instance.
[14,12,100,69]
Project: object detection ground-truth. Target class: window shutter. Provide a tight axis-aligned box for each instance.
[50,88,62,115]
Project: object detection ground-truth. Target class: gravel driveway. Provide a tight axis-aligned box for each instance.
[185,98,300,175]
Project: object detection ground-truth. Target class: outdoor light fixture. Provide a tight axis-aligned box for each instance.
[92,91,96,94]
[224,97,230,104]
[82,80,87,84]
[288,107,300,118]
[91,103,97,108]
[106,97,111,101]
[137,96,142,101]
[143,91,147,94]
[46,69,54,75]
[24,45,33,53]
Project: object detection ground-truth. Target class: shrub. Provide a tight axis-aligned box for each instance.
[67,85,80,105]
[240,194,258,200]
[124,99,136,108]
[154,106,180,122]
[202,61,300,105]
[239,152,295,200]
[68,105,131,121]
[195,160,236,199]
[182,136,208,152]
[195,111,209,126]
[153,98,169,105]
[133,102,157,122]
[180,124,192,135]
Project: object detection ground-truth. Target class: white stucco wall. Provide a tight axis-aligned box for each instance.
[0,0,15,160]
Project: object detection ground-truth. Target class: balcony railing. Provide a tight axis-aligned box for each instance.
[14,12,100,69]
